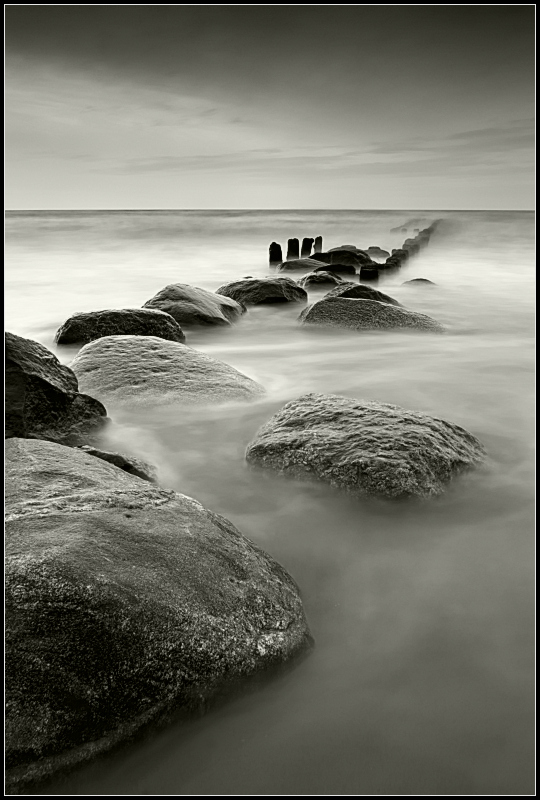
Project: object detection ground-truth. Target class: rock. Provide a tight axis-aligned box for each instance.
[77,445,158,483]
[54,308,186,347]
[328,245,358,253]
[298,271,345,289]
[403,239,420,255]
[299,297,444,333]
[70,335,265,407]
[300,237,314,258]
[390,248,409,261]
[323,249,368,267]
[216,277,307,305]
[313,263,357,277]
[277,257,327,273]
[286,238,300,260]
[324,283,402,306]
[359,265,379,282]
[143,284,245,327]
[269,242,283,264]
[313,236,323,253]
[366,247,390,259]
[5,438,312,791]
[245,392,486,499]
[5,332,107,447]
[402,279,437,286]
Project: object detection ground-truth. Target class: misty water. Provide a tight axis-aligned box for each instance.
[5,210,535,795]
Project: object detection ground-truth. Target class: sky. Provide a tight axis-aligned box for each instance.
[5,6,535,210]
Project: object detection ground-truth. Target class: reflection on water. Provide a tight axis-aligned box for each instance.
[5,210,534,795]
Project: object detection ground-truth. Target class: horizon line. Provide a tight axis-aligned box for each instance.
[5,207,534,213]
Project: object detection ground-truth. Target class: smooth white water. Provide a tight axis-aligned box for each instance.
[5,210,535,795]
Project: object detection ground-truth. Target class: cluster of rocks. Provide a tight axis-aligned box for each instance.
[6,217,486,792]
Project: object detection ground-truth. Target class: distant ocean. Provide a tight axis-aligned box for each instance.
[5,210,535,795]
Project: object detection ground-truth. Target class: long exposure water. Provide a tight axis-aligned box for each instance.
[5,210,535,795]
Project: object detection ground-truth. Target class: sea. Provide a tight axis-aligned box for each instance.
[5,210,535,795]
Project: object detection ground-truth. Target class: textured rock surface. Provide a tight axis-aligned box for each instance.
[70,335,265,407]
[55,308,186,346]
[277,258,327,273]
[143,284,244,327]
[313,263,357,277]
[77,445,158,483]
[298,271,345,289]
[5,438,312,791]
[216,277,307,305]
[5,332,107,446]
[245,392,486,499]
[324,283,402,306]
[299,297,444,332]
[317,250,368,267]
[366,247,390,259]
[402,278,437,285]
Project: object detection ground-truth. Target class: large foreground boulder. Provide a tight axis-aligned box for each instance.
[70,335,265,407]
[324,283,402,306]
[55,308,186,346]
[216,276,307,305]
[143,284,245,327]
[299,297,444,332]
[5,438,313,791]
[5,332,107,446]
[245,393,486,499]
[277,258,327,273]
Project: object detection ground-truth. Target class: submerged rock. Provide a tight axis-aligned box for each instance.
[5,332,107,446]
[402,278,437,285]
[216,277,307,305]
[245,392,486,499]
[313,263,357,277]
[143,284,244,327]
[70,335,265,407]
[324,283,402,306]
[55,308,186,346]
[299,297,444,332]
[298,271,345,289]
[77,445,158,483]
[5,438,312,791]
[366,247,390,259]
[277,257,327,273]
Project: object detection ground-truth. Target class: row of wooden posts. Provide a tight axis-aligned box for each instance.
[268,236,323,264]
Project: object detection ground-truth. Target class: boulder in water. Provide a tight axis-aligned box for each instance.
[402,278,437,286]
[324,283,401,306]
[55,308,186,346]
[298,271,345,289]
[5,332,107,446]
[277,258,327,273]
[70,335,265,408]
[5,438,313,791]
[245,392,486,499]
[216,277,307,305]
[143,284,244,327]
[299,297,444,332]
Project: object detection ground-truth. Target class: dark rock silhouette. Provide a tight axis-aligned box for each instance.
[277,258,327,272]
[55,308,186,346]
[5,332,107,446]
[286,238,300,260]
[313,263,357,277]
[298,271,345,289]
[77,445,158,483]
[245,392,486,499]
[301,238,314,258]
[299,297,445,333]
[70,336,265,407]
[269,242,283,264]
[216,277,307,305]
[143,284,244,327]
[5,438,313,791]
[359,265,379,282]
[324,282,401,306]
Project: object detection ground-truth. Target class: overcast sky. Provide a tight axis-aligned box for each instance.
[5,6,534,210]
